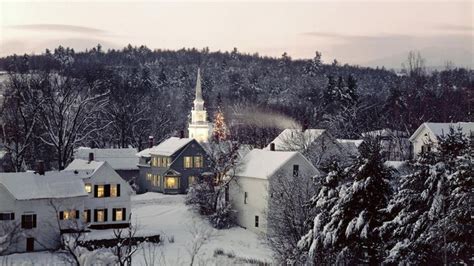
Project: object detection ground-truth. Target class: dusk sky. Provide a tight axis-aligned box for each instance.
[1,1,472,68]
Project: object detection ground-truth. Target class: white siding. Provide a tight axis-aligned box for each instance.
[411,126,439,158]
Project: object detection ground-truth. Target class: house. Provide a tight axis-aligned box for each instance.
[409,122,474,159]
[136,136,211,194]
[0,170,88,254]
[265,128,354,168]
[336,139,363,158]
[64,159,133,229]
[229,148,319,234]
[362,129,411,161]
[74,147,139,182]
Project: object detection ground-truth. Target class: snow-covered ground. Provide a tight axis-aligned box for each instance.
[1,193,273,265]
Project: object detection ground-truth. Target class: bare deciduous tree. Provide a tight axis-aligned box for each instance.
[267,170,318,264]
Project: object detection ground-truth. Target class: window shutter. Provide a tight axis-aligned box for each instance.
[122,208,127,221]
[86,210,91,223]
[33,215,37,228]
[104,184,111,197]
[117,184,121,197]
[112,209,116,221]
[94,210,98,222]
[21,215,26,228]
[75,210,80,219]
[94,185,98,198]
[59,211,64,220]
[11,213,15,220]
[104,209,108,222]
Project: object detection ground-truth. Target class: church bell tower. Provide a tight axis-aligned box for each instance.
[188,68,212,142]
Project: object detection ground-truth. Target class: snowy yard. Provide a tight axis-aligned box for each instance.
[1,193,273,265]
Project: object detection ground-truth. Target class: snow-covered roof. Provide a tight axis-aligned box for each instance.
[235,149,300,179]
[138,137,195,157]
[265,129,326,151]
[75,147,138,170]
[0,171,88,200]
[64,159,105,176]
[362,129,409,138]
[337,139,362,156]
[409,122,474,141]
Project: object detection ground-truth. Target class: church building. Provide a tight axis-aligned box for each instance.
[188,68,213,142]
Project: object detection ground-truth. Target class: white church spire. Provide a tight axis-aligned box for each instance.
[188,68,212,142]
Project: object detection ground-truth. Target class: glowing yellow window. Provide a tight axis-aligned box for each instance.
[194,156,203,168]
[184,157,193,168]
[147,173,152,181]
[115,209,123,221]
[165,177,179,189]
[162,157,167,167]
[85,183,92,193]
[97,210,105,222]
[167,157,172,167]
[111,185,117,197]
[97,185,105,198]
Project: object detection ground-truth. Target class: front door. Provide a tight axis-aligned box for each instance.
[26,237,34,252]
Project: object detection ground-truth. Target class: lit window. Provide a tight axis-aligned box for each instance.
[85,183,92,193]
[188,176,196,187]
[96,209,105,222]
[184,157,193,168]
[194,156,203,168]
[114,208,123,221]
[162,157,167,167]
[146,173,152,181]
[111,185,117,197]
[165,177,179,189]
[83,210,91,223]
[97,185,105,198]
[167,157,172,167]
[152,175,161,187]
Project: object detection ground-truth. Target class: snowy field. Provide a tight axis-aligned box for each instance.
[1,193,273,265]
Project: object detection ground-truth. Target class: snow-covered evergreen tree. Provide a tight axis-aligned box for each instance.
[299,138,393,264]
[380,126,472,264]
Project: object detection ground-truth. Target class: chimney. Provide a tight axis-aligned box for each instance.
[88,152,94,163]
[36,160,45,175]
[270,143,275,151]
[148,136,154,148]
[180,130,185,139]
[302,120,308,132]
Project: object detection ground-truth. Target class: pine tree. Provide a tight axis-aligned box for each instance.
[301,138,393,264]
[381,126,472,264]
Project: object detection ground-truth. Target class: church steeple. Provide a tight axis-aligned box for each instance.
[188,68,212,142]
[193,68,204,111]
[195,68,203,102]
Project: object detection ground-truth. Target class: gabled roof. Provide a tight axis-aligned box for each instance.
[138,137,195,157]
[75,147,138,170]
[409,122,474,141]
[235,149,309,179]
[337,139,363,156]
[64,159,106,177]
[0,171,88,200]
[265,129,326,151]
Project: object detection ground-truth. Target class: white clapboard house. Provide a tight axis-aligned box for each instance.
[229,147,319,234]
[0,170,88,254]
[64,158,133,229]
[409,122,474,159]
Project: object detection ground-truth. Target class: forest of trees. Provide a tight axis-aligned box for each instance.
[0,44,472,171]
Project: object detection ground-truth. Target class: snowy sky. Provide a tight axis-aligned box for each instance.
[0,0,472,68]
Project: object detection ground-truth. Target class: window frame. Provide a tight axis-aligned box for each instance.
[21,214,37,229]
[84,183,92,193]
[193,156,203,168]
[184,156,193,168]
